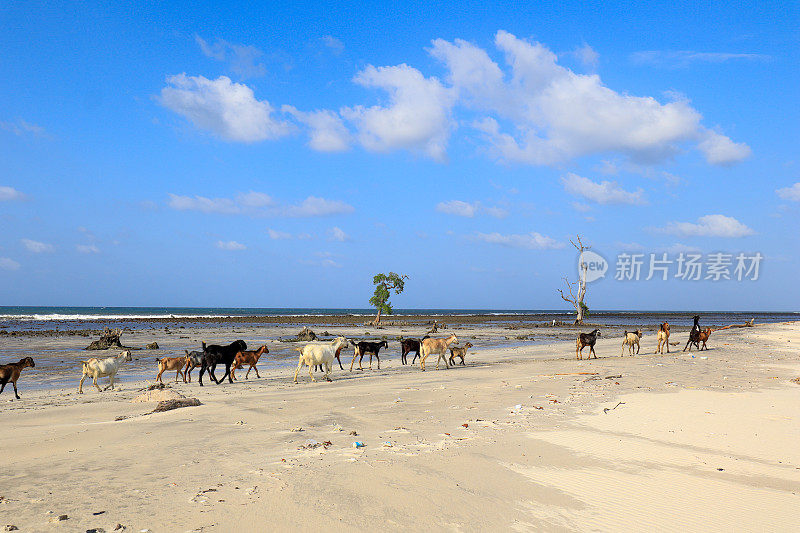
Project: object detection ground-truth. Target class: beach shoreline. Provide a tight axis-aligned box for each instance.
[0,320,798,531]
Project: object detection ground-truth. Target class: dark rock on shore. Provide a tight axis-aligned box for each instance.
[296,327,317,341]
[85,327,136,350]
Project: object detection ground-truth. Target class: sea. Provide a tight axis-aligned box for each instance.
[0,306,796,331]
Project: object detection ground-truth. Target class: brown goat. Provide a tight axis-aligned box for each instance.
[0,357,35,399]
[697,328,712,350]
[448,342,473,366]
[155,356,189,383]
[231,345,269,381]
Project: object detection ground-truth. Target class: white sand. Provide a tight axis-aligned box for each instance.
[0,322,798,531]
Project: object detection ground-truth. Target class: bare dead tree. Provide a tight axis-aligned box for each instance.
[557,235,590,325]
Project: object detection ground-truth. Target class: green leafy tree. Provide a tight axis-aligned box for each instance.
[369,272,408,326]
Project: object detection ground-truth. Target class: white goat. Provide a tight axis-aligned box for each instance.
[419,333,458,371]
[78,350,132,393]
[293,337,348,383]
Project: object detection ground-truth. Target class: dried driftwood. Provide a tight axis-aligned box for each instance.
[713,318,755,331]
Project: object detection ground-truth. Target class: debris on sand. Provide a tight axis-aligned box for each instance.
[298,439,333,450]
[151,398,202,412]
[117,388,201,420]
[603,402,626,414]
[145,342,159,350]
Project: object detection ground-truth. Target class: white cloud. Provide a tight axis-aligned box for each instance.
[215,240,246,250]
[21,239,54,253]
[482,205,509,218]
[0,257,20,270]
[615,241,645,251]
[595,160,620,176]
[283,106,351,152]
[282,196,354,217]
[571,202,592,213]
[267,229,314,240]
[195,35,266,78]
[631,50,770,67]
[322,35,344,55]
[561,173,646,205]
[431,31,748,166]
[660,214,755,237]
[267,228,293,240]
[436,200,477,217]
[167,192,353,218]
[300,251,342,268]
[473,231,563,249]
[341,64,456,161]
[572,43,599,70]
[697,128,751,165]
[237,191,275,208]
[168,194,239,214]
[1,119,46,138]
[159,74,291,142]
[159,31,749,168]
[777,183,800,202]
[436,200,507,218]
[77,244,100,254]
[661,243,702,254]
[328,226,350,241]
[0,186,26,201]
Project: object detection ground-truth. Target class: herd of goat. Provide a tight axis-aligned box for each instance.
[0,316,713,398]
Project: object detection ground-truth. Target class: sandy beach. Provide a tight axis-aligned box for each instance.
[1,320,798,532]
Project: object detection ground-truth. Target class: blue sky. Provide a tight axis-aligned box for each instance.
[1,1,798,310]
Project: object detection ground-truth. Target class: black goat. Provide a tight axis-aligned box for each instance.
[349,340,389,371]
[400,338,421,365]
[198,340,247,386]
[684,315,701,351]
[576,329,601,360]
[183,350,204,383]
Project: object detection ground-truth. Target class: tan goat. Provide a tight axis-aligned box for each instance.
[155,355,189,383]
[419,333,458,371]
